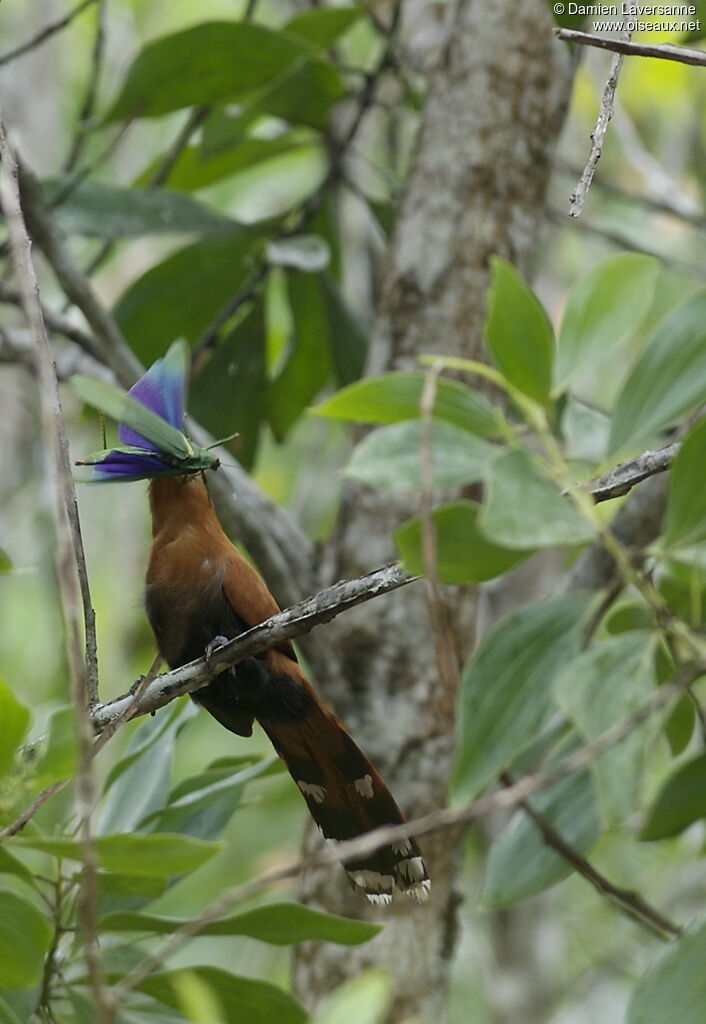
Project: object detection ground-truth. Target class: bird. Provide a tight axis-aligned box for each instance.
[74,342,430,904]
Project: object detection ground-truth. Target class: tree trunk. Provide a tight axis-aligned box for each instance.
[293,1,574,1020]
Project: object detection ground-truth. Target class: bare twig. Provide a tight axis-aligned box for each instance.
[580,442,680,504]
[190,263,269,361]
[419,362,460,695]
[84,105,211,279]
[559,162,706,231]
[63,0,107,173]
[109,657,703,999]
[0,115,109,1023]
[49,117,133,210]
[0,280,102,358]
[566,473,669,592]
[14,156,142,387]
[555,27,706,67]
[0,782,70,839]
[2,563,417,840]
[569,24,630,217]
[90,562,418,732]
[0,0,97,67]
[500,772,682,939]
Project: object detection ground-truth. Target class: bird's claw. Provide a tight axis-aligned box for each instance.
[205,635,230,670]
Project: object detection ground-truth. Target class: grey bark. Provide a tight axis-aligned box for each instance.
[293,2,575,1020]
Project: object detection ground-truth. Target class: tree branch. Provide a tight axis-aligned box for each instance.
[500,772,682,940]
[555,27,706,67]
[90,563,418,732]
[0,280,105,359]
[0,0,97,68]
[0,113,110,1023]
[569,21,630,218]
[580,441,680,504]
[15,157,142,387]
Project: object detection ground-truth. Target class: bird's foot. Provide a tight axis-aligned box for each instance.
[205,635,230,670]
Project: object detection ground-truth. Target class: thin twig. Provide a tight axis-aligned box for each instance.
[0,115,110,1023]
[559,162,706,231]
[49,118,133,211]
[0,782,69,839]
[84,105,211,280]
[570,23,630,217]
[579,441,681,504]
[63,0,107,173]
[0,0,97,67]
[90,563,418,732]
[419,362,460,696]
[14,155,142,387]
[0,280,103,358]
[555,27,706,67]
[500,772,682,939]
[109,657,703,1000]
[3,563,417,840]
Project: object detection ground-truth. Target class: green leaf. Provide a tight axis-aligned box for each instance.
[396,500,531,584]
[140,967,307,1024]
[96,870,169,907]
[640,750,706,840]
[480,447,595,548]
[102,901,380,945]
[322,275,368,386]
[0,891,52,989]
[104,23,315,121]
[284,6,364,47]
[138,756,277,840]
[664,694,696,756]
[609,289,706,455]
[190,301,267,469]
[313,371,503,437]
[43,179,239,239]
[99,707,185,835]
[269,270,332,438]
[0,548,12,573]
[0,677,29,781]
[554,632,656,826]
[344,421,495,491]
[0,848,35,886]
[140,136,316,192]
[312,969,393,1024]
[113,233,262,365]
[663,418,706,550]
[9,833,221,876]
[32,705,77,786]
[627,918,706,1024]
[452,592,594,801]
[484,257,554,406]
[480,746,599,908]
[234,56,346,132]
[556,254,659,391]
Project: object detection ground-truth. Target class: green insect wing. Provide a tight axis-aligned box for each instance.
[72,375,193,461]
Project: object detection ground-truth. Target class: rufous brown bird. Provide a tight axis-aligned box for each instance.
[75,342,430,903]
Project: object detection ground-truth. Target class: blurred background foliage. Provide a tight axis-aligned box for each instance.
[2,1,706,1022]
